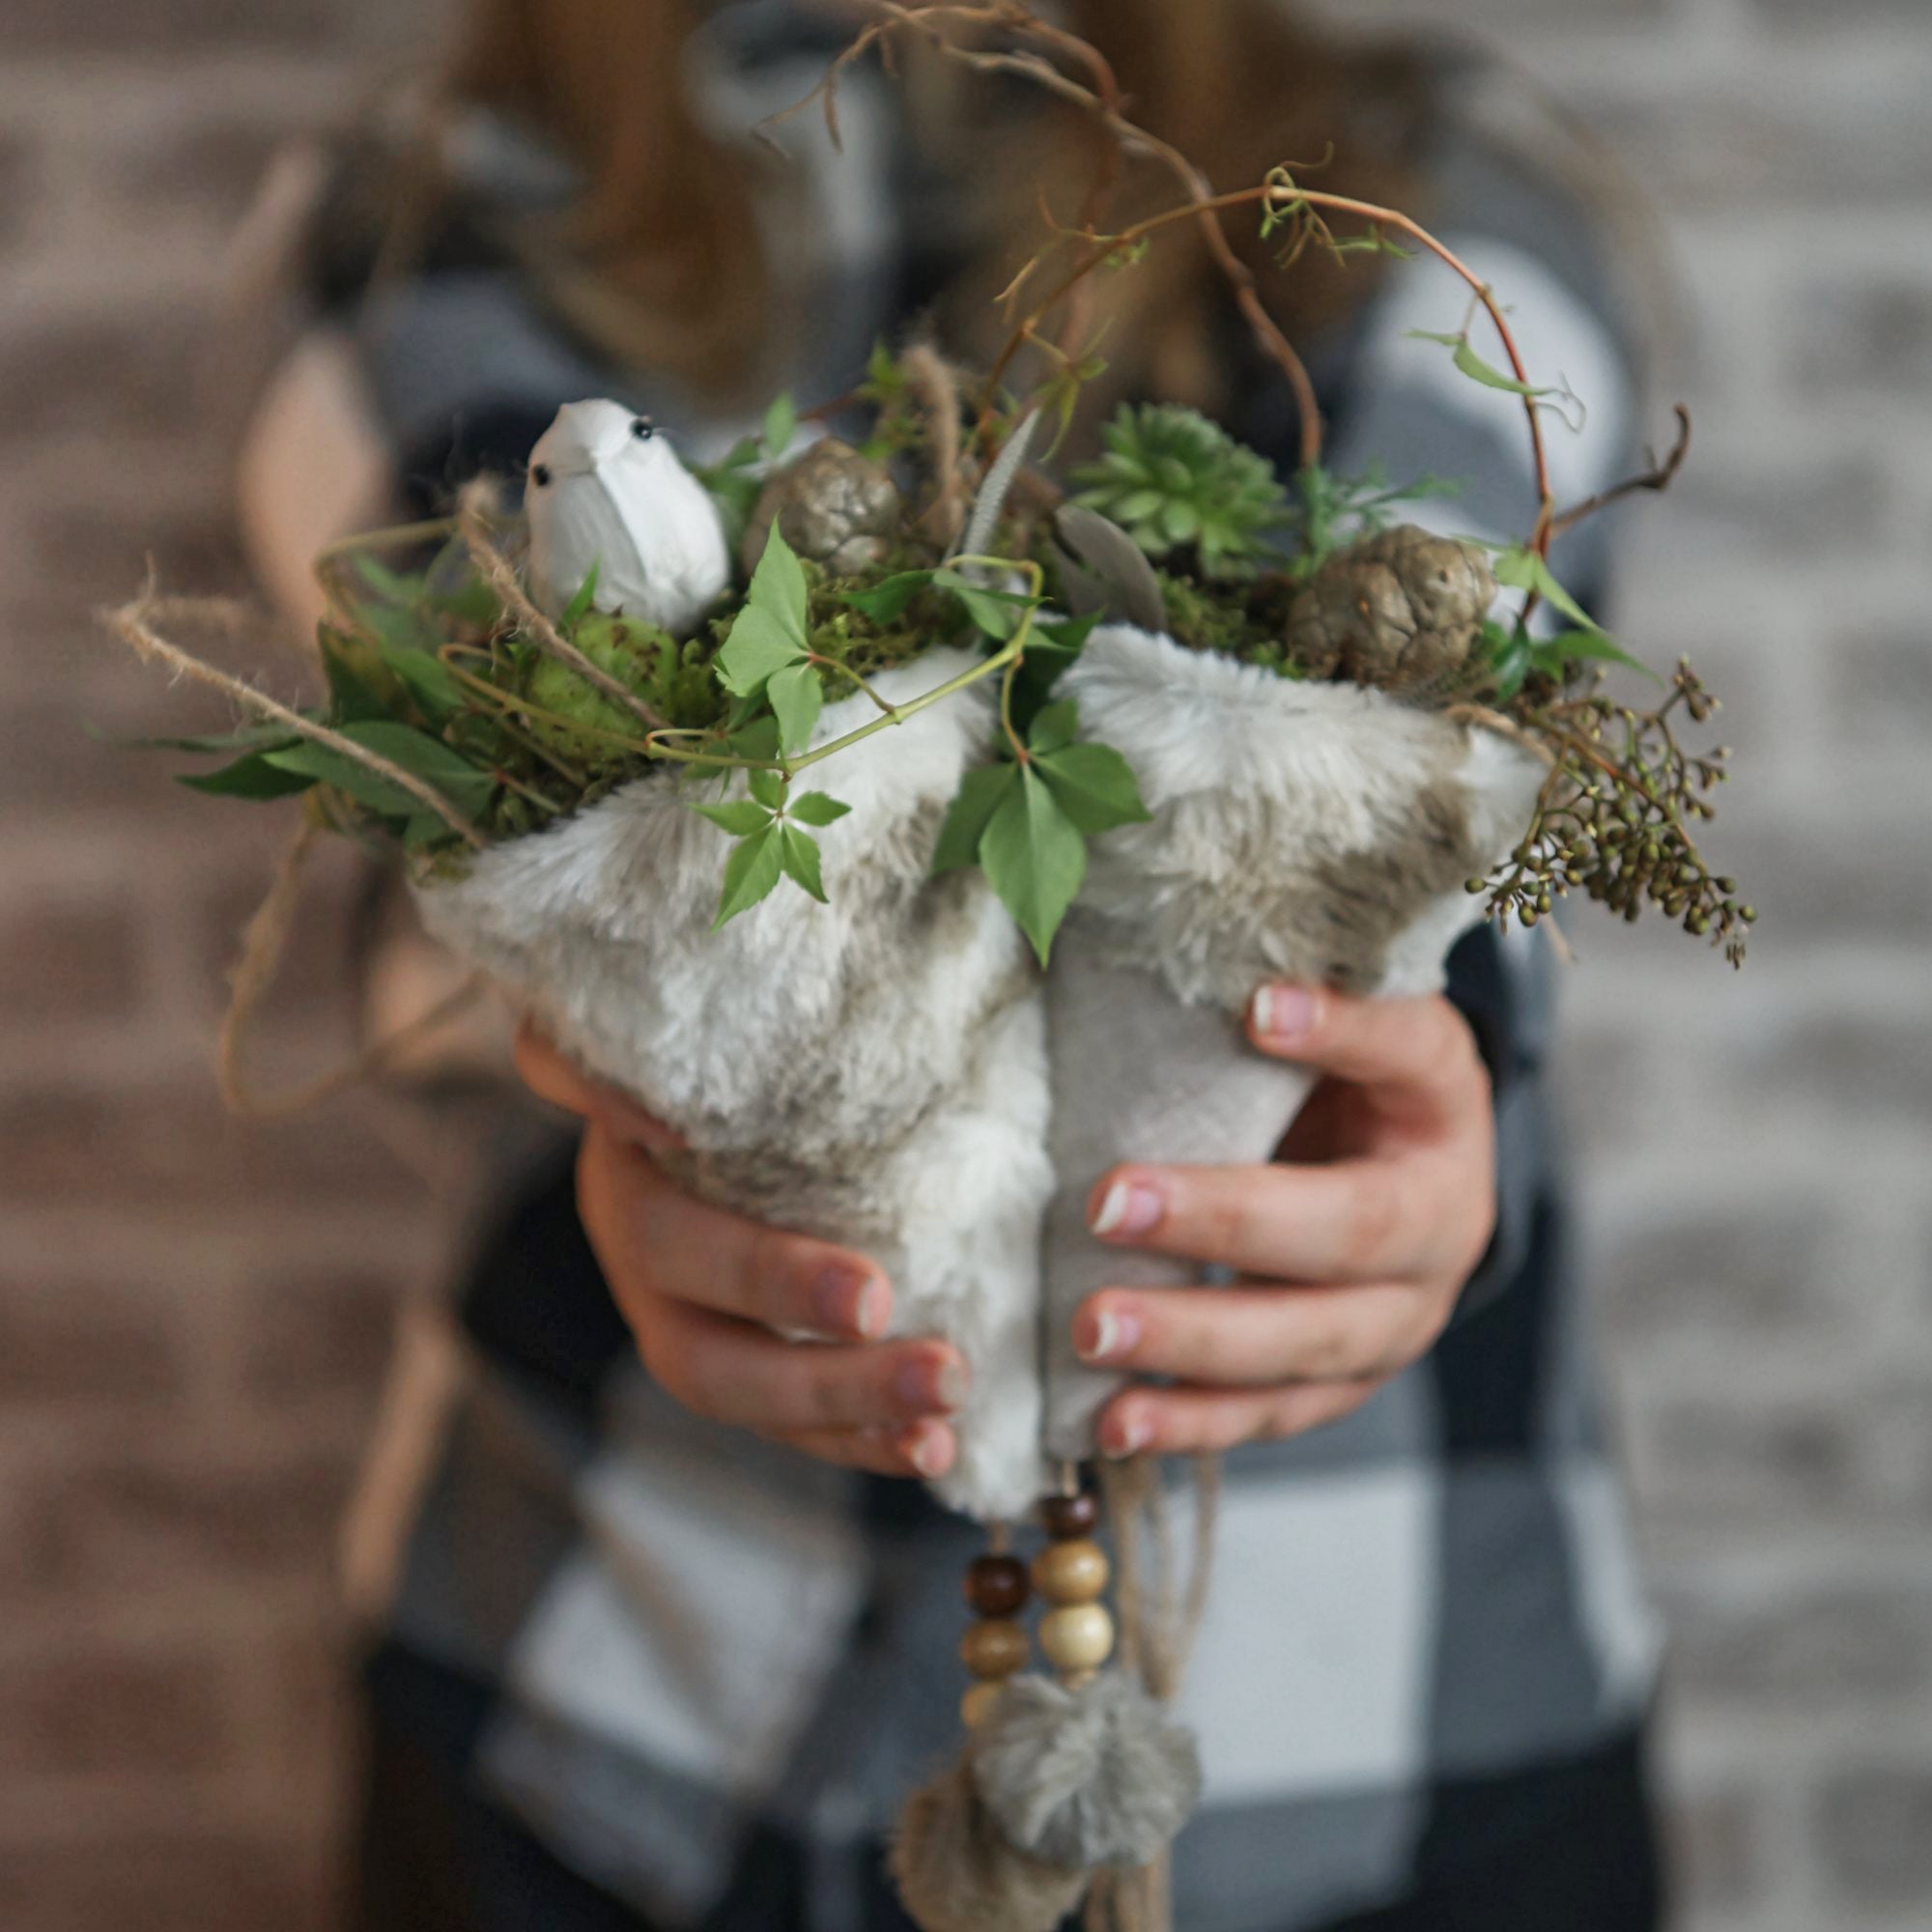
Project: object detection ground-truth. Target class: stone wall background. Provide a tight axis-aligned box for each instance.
[2,1,1928,1927]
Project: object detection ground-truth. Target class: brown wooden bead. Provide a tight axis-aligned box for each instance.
[963,1553,1030,1619]
[1032,1538,1109,1606]
[1039,1602,1115,1675]
[1040,1491,1099,1540]
[961,1681,1008,1730]
[959,1618,1029,1681]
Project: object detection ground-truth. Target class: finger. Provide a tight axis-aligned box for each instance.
[632,1293,967,1435]
[1098,1377,1384,1457]
[515,1021,681,1151]
[579,1124,890,1341]
[1245,985,1488,1133]
[1086,1154,1445,1284]
[776,1420,956,1480]
[1072,1281,1443,1386]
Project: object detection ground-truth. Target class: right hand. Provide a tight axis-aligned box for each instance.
[515,1023,965,1480]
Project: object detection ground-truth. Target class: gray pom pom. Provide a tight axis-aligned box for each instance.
[890,1758,1089,1932]
[969,1670,1203,1870]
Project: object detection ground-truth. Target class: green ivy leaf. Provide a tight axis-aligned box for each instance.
[781,824,827,902]
[713,820,784,927]
[930,762,1020,875]
[559,561,601,631]
[727,715,782,762]
[841,571,933,623]
[980,765,1087,964]
[1028,701,1079,756]
[762,390,799,462]
[788,791,851,827]
[747,767,786,811]
[1530,628,1660,683]
[716,605,806,697]
[747,521,809,637]
[1035,742,1151,835]
[177,753,315,800]
[767,661,823,754]
[692,799,773,837]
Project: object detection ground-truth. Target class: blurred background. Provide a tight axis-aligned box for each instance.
[2,0,1929,1928]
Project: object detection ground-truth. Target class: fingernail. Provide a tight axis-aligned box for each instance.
[1076,1305,1142,1365]
[1091,1178,1163,1238]
[812,1264,882,1338]
[898,1354,968,1413]
[1102,1409,1151,1459]
[1251,983,1316,1042]
[908,1422,952,1479]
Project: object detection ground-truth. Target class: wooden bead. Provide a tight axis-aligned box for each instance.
[1039,1602,1115,1675]
[960,1682,1008,1730]
[1032,1538,1109,1606]
[1040,1491,1099,1540]
[959,1618,1029,1681]
[963,1553,1030,1619]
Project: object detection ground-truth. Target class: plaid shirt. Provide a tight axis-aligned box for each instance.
[323,9,1661,1925]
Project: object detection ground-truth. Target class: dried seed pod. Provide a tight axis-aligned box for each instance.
[1285,526,1495,692]
[740,438,902,579]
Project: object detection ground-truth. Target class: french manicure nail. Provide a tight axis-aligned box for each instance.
[899,1354,968,1413]
[1077,1306,1142,1365]
[1251,983,1315,1041]
[909,1423,952,1478]
[1104,1411,1151,1459]
[1091,1178,1163,1238]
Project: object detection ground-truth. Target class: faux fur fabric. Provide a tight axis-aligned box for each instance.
[413,649,1055,1521]
[969,1669,1204,1871]
[889,1758,1089,1932]
[1040,624,1545,1458]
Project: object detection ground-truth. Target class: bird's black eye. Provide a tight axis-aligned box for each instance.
[529,463,552,488]
[631,416,655,440]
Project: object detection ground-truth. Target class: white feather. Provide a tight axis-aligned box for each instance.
[525,398,731,639]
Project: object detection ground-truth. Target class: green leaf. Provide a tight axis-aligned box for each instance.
[932,569,1026,641]
[931,762,1020,874]
[122,724,298,754]
[374,639,468,721]
[767,661,823,754]
[841,571,933,623]
[1406,330,1560,401]
[787,791,850,827]
[980,765,1087,964]
[761,390,799,461]
[1529,628,1659,682]
[692,799,772,838]
[716,605,807,697]
[1485,619,1533,703]
[352,554,422,603]
[1035,742,1151,836]
[713,820,783,927]
[268,722,494,821]
[559,561,601,631]
[1028,700,1079,756]
[747,767,786,811]
[263,742,423,819]
[745,523,809,639]
[727,714,782,762]
[1492,546,1609,637]
[177,753,315,800]
[781,824,827,902]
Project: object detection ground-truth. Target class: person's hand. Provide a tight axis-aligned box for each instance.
[1073,984,1496,1457]
[514,1024,966,1481]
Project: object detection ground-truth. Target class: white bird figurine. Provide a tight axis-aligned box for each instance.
[523,398,731,638]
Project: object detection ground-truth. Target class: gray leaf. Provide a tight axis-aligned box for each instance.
[1054,503,1168,632]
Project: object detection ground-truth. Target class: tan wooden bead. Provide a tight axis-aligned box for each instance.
[1039,1602,1115,1675]
[961,1681,1008,1730]
[959,1618,1030,1681]
[1032,1538,1109,1606]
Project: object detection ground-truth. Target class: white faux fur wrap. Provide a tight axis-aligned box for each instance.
[413,627,1543,1520]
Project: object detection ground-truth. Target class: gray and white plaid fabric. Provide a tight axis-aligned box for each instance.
[329,8,1660,1924]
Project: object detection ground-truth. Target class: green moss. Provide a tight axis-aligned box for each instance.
[1153,569,1301,675]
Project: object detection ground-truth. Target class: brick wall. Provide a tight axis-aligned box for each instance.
[1,2,1927,1929]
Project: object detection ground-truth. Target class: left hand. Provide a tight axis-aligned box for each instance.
[1073,982,1497,1456]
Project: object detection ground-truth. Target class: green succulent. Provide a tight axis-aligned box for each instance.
[1071,404,1289,579]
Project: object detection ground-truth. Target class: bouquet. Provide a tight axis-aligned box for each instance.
[104,8,1750,1928]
